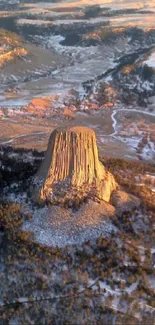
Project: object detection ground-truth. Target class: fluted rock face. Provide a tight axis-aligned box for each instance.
[32,126,117,204]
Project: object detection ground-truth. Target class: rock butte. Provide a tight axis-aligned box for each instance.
[32,126,117,204]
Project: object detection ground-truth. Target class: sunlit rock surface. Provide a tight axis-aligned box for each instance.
[111,190,140,213]
[32,126,117,204]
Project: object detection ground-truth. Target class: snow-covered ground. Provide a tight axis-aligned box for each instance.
[0,0,155,164]
[17,19,53,26]
[22,200,117,247]
[144,51,155,68]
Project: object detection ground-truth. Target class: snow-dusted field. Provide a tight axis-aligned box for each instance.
[0,0,155,163]
[144,51,155,68]
[0,2,155,324]
[22,202,116,247]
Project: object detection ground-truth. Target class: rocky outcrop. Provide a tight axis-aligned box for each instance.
[32,126,117,204]
[111,190,140,213]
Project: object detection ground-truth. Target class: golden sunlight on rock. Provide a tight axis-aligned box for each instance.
[63,107,75,119]
[0,48,28,68]
[32,126,117,204]
[0,29,28,68]
[25,97,53,117]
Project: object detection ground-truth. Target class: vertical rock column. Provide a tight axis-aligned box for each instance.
[32,126,117,204]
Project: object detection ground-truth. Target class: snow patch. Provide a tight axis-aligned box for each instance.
[144,52,155,68]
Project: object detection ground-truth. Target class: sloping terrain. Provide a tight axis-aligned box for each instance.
[0,147,154,324]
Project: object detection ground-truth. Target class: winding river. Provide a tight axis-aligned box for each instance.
[1,108,154,148]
